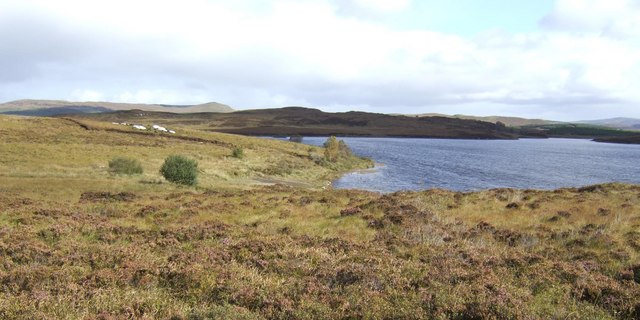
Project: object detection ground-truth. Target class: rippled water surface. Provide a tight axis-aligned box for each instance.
[298,137,640,192]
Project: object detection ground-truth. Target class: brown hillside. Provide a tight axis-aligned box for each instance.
[410,113,558,127]
[69,107,518,139]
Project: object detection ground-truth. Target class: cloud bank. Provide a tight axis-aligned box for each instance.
[0,0,639,120]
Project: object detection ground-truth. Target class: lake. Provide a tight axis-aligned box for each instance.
[297,137,640,192]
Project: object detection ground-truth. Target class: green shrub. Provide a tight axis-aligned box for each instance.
[108,157,143,175]
[323,136,352,162]
[159,155,198,186]
[231,146,244,159]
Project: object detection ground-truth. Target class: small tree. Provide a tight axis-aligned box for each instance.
[323,136,353,162]
[108,157,143,175]
[323,136,340,162]
[160,155,198,186]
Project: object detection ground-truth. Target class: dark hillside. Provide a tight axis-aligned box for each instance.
[520,123,639,140]
[69,107,518,139]
[594,136,640,144]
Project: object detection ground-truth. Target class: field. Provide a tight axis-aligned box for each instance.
[0,115,639,319]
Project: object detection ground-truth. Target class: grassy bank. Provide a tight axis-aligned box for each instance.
[0,115,638,319]
[0,116,371,200]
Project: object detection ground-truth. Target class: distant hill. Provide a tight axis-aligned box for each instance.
[2,106,112,116]
[409,113,559,127]
[578,117,640,130]
[518,123,640,140]
[0,99,233,115]
[69,106,519,139]
[593,136,640,144]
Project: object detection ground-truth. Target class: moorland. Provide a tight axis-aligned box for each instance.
[0,115,639,319]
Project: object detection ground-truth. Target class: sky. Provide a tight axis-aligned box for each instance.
[1,0,639,121]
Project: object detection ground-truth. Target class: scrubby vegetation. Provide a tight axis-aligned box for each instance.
[0,115,638,319]
[160,155,199,186]
[232,146,244,159]
[0,183,638,319]
[318,136,372,172]
[108,157,143,175]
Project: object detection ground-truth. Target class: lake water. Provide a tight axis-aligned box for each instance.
[297,137,640,192]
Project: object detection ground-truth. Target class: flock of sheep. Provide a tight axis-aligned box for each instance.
[112,122,176,134]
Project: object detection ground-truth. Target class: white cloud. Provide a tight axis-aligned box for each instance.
[351,0,411,12]
[71,89,104,102]
[541,0,640,37]
[0,0,639,120]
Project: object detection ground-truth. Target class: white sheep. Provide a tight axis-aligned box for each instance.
[152,124,169,132]
[169,130,176,134]
[133,125,146,130]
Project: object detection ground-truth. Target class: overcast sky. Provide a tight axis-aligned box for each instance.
[1,0,639,120]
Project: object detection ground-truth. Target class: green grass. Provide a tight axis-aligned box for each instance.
[0,116,371,200]
[109,156,144,175]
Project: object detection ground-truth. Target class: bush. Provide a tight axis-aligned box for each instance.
[323,136,352,162]
[159,155,198,186]
[108,157,143,175]
[232,146,244,159]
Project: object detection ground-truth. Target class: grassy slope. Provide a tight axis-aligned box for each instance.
[0,115,639,319]
[0,116,370,200]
